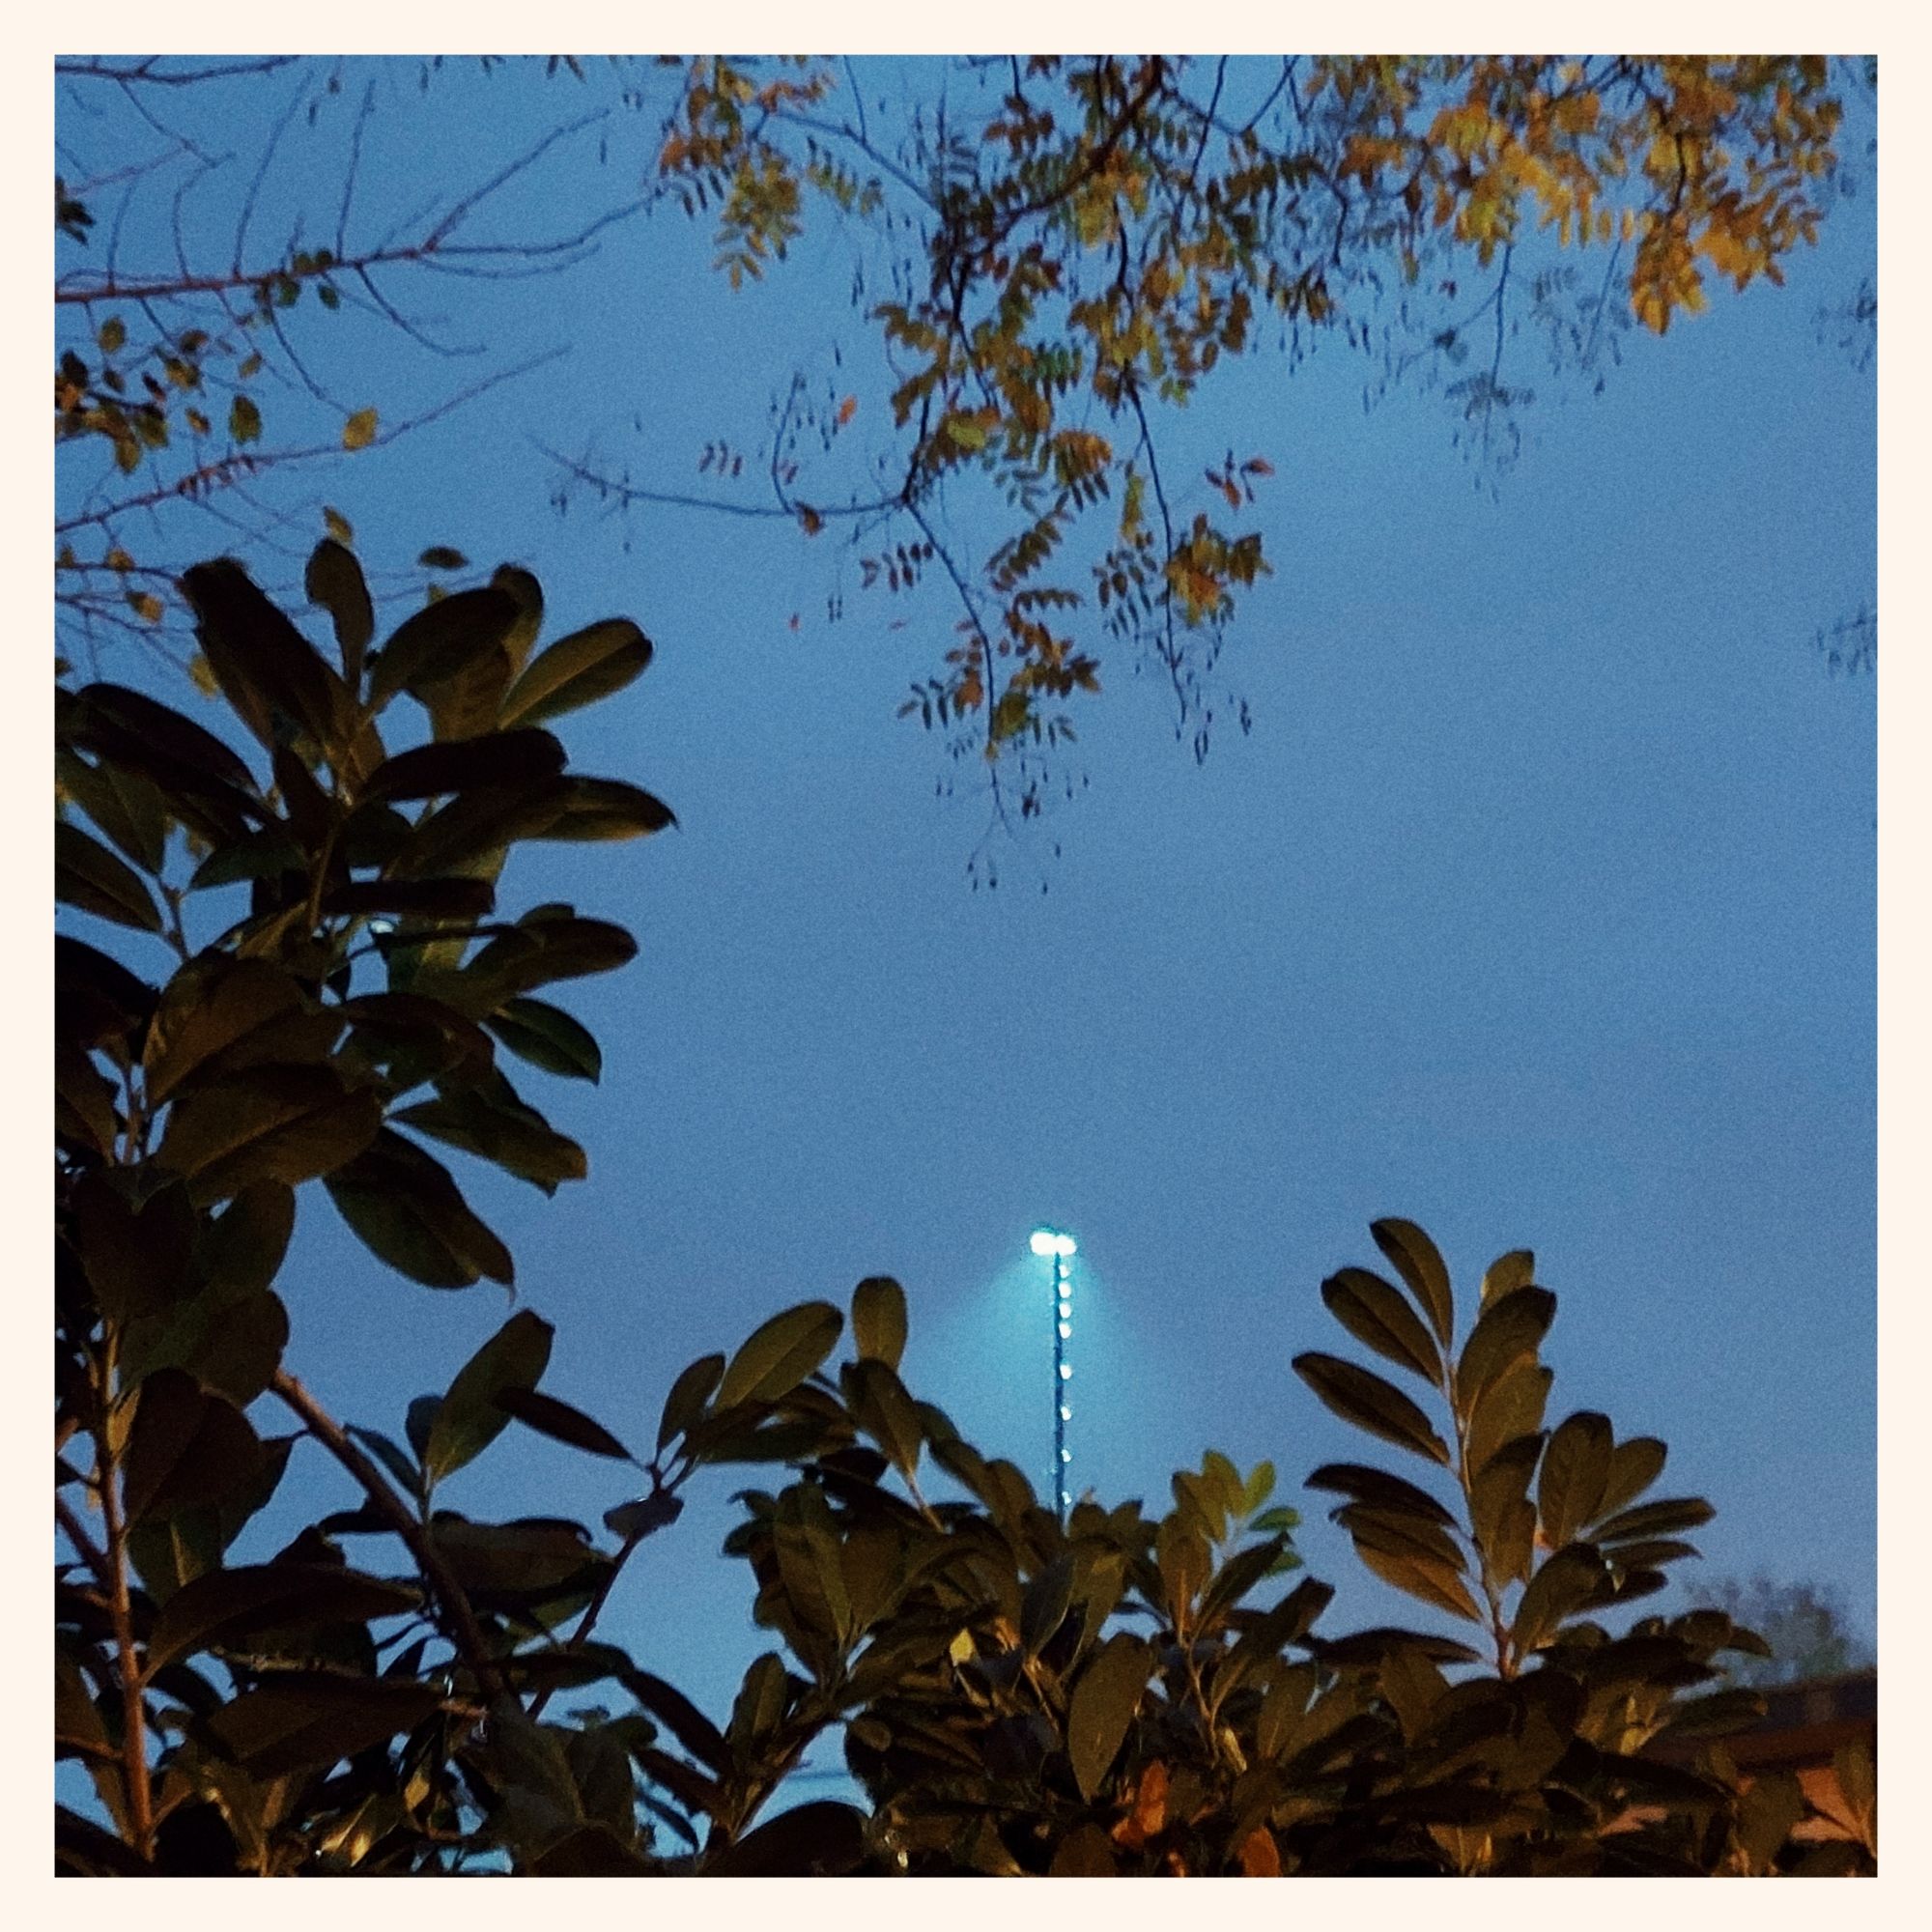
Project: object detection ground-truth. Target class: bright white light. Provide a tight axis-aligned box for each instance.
[1057,1301,1071,1319]
[1058,1321,1071,1340]
[1053,1234,1076,1258]
[1059,1406,1071,1422]
[1029,1230,1057,1257]
[1061,1449,1072,1463]
[1059,1364,1072,1380]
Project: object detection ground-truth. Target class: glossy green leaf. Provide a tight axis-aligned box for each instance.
[624,1669,731,1776]
[146,1562,421,1674]
[324,1127,514,1289]
[1593,1495,1716,1545]
[1067,1633,1151,1801]
[843,1356,923,1479]
[68,1173,195,1323]
[1304,1462,1458,1527]
[304,538,375,688]
[496,1386,636,1463]
[657,1353,725,1451]
[180,559,350,759]
[483,997,603,1083]
[395,1073,587,1195]
[359,727,566,803]
[703,1801,867,1876]
[143,955,305,1105]
[499,618,654,728]
[56,821,163,932]
[425,1309,554,1483]
[122,1368,263,1523]
[1350,1537,1485,1624]
[206,1672,443,1780]
[851,1274,908,1371]
[323,877,497,922]
[531,777,676,841]
[367,586,520,711]
[716,1301,843,1410]
[56,933,156,1051]
[1464,1358,1554,1476]
[156,1065,383,1205]
[1511,1543,1608,1656]
[56,746,169,874]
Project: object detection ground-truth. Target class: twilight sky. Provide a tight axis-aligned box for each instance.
[55,56,1877,1750]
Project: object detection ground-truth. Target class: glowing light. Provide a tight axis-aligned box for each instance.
[1058,1301,1071,1319]
[1061,1449,1072,1463]
[1058,1321,1071,1340]
[1029,1230,1056,1257]
[1032,1228,1077,1258]
[1060,1406,1071,1422]
[1059,1365,1072,1380]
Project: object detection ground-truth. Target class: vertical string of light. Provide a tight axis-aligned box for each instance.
[1030,1229,1078,1523]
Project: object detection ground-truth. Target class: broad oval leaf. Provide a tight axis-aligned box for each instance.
[358,727,566,803]
[657,1352,725,1451]
[1480,1247,1536,1310]
[532,777,676,842]
[1456,1286,1557,1412]
[304,538,375,687]
[1350,1538,1485,1624]
[143,955,305,1105]
[56,821,163,933]
[324,1128,514,1289]
[367,586,520,711]
[147,1561,420,1674]
[1537,1410,1614,1551]
[156,1065,383,1206]
[851,1275,908,1370]
[206,1672,443,1781]
[122,1369,262,1523]
[1589,1435,1668,1524]
[715,1301,843,1411]
[499,618,654,729]
[1511,1542,1609,1657]
[484,997,603,1083]
[1293,1352,1451,1464]
[1067,1634,1151,1801]
[425,1309,554,1484]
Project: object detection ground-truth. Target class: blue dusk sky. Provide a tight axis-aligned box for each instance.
[51,54,1878,1760]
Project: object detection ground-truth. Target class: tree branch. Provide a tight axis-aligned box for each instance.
[271,1369,504,1699]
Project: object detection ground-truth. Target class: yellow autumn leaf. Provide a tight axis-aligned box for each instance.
[342,408,379,451]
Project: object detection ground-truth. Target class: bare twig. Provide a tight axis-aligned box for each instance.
[57,57,301,88]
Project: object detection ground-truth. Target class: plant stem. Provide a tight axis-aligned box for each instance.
[94,1386,156,1860]
[271,1369,504,1700]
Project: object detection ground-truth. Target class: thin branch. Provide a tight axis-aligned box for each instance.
[270,1369,504,1699]
[56,57,301,88]
[539,440,902,526]
[54,1492,113,1594]
[94,1380,156,1859]
[56,350,565,536]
